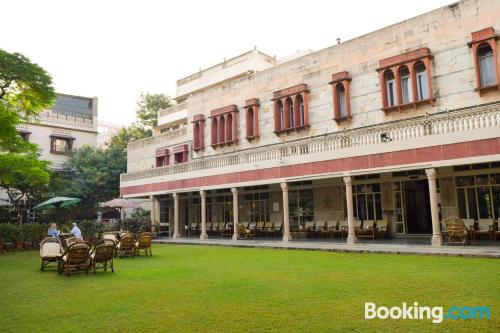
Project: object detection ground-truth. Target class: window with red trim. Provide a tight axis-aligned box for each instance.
[155,148,169,167]
[329,71,352,122]
[468,27,500,94]
[210,105,238,147]
[244,98,259,141]
[272,84,309,134]
[192,114,205,151]
[173,145,188,164]
[377,48,434,112]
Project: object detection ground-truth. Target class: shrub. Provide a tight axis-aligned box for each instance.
[79,220,99,239]
[0,224,17,243]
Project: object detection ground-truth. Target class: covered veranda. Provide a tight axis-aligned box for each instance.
[147,162,500,249]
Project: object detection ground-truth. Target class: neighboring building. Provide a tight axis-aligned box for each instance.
[16,93,98,170]
[120,0,500,246]
[97,121,123,148]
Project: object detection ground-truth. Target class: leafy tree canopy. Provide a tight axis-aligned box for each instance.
[136,92,172,128]
[0,48,55,222]
[0,49,55,116]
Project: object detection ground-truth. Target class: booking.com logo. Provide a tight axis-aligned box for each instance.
[365,302,491,324]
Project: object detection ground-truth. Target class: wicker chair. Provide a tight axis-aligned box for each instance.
[116,233,136,257]
[135,232,152,256]
[313,221,326,238]
[474,219,494,241]
[324,220,339,239]
[102,232,118,243]
[66,237,84,247]
[375,220,389,239]
[40,237,63,271]
[357,220,376,239]
[237,223,248,240]
[58,242,91,276]
[90,240,115,274]
[443,217,468,245]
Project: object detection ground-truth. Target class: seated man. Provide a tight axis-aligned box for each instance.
[47,223,59,237]
[70,223,83,239]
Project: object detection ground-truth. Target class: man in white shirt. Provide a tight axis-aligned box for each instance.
[70,223,83,239]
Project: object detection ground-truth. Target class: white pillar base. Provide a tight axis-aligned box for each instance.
[431,235,443,246]
[172,233,180,239]
[347,234,358,244]
[232,233,239,241]
[282,234,292,242]
[200,233,208,240]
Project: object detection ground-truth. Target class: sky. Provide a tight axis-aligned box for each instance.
[2,0,456,126]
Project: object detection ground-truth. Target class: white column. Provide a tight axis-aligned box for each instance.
[281,182,292,242]
[200,190,208,240]
[231,187,239,240]
[426,168,442,246]
[172,193,180,239]
[150,195,157,234]
[343,176,357,244]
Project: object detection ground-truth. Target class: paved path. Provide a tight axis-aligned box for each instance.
[154,238,500,258]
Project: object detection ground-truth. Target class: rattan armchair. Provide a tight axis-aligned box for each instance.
[237,223,248,240]
[324,220,340,239]
[357,220,375,239]
[40,237,63,271]
[116,232,136,257]
[58,242,91,276]
[474,219,494,241]
[135,232,152,256]
[313,221,326,238]
[90,239,115,274]
[375,220,388,239]
[443,216,468,245]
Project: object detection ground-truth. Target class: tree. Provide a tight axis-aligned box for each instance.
[0,49,55,152]
[0,152,51,224]
[107,123,151,150]
[59,145,127,218]
[0,49,55,223]
[136,92,172,128]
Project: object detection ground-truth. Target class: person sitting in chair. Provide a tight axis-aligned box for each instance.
[70,223,83,239]
[47,223,59,237]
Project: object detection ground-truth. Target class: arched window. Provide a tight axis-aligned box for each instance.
[399,66,412,104]
[247,107,254,137]
[193,122,200,148]
[226,113,233,141]
[211,117,218,145]
[286,97,294,128]
[385,70,396,107]
[276,100,284,131]
[218,116,225,143]
[478,43,496,87]
[414,61,429,100]
[296,94,305,126]
[336,83,347,118]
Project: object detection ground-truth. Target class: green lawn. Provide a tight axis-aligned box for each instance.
[0,245,498,332]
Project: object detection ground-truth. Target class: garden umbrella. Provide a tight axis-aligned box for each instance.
[100,198,139,209]
[100,198,138,229]
[33,197,81,211]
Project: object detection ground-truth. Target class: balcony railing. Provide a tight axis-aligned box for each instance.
[127,128,187,150]
[30,112,95,129]
[121,102,500,182]
[158,103,187,119]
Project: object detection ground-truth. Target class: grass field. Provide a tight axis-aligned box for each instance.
[0,244,498,332]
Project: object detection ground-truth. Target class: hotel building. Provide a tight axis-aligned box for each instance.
[120,0,500,245]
